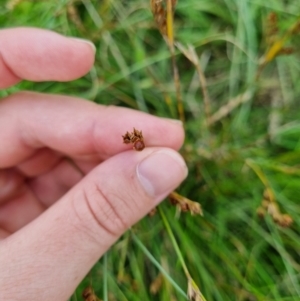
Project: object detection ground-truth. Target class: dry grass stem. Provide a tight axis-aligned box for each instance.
[258,15,300,76]
[170,48,185,123]
[208,90,254,126]
[265,12,279,46]
[268,88,282,141]
[176,42,211,127]
[150,0,185,122]
[150,0,177,37]
[208,17,300,125]
[67,3,86,33]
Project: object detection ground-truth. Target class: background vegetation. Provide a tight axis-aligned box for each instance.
[1,0,300,300]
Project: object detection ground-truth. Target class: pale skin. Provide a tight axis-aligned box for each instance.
[0,28,187,300]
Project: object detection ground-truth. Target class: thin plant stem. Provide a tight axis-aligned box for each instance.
[166,0,185,122]
[175,42,211,129]
[245,159,275,202]
[158,206,190,276]
[131,231,188,299]
[103,253,108,301]
[158,206,208,301]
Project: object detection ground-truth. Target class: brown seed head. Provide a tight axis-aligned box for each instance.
[278,214,293,228]
[82,286,102,301]
[122,128,145,151]
[82,287,93,299]
[122,131,132,144]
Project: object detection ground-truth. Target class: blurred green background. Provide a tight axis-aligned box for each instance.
[1,0,300,300]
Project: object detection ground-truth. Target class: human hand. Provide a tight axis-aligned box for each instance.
[0,28,187,300]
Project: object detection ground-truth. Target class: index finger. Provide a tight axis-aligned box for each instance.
[0,92,184,167]
[0,27,95,88]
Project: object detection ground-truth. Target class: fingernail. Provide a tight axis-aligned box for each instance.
[137,150,188,201]
[162,117,183,126]
[71,38,96,54]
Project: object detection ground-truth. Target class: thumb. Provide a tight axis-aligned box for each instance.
[0,148,187,301]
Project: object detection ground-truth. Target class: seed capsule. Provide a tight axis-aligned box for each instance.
[122,128,145,151]
[133,140,145,151]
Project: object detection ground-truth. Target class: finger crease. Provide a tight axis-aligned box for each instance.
[95,185,128,233]
[82,188,116,238]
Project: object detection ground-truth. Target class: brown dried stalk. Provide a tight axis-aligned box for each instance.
[150,0,185,122]
[259,15,300,73]
[209,14,300,126]
[67,2,86,33]
[208,90,254,126]
[176,42,211,128]
[265,12,279,46]
[150,0,177,36]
